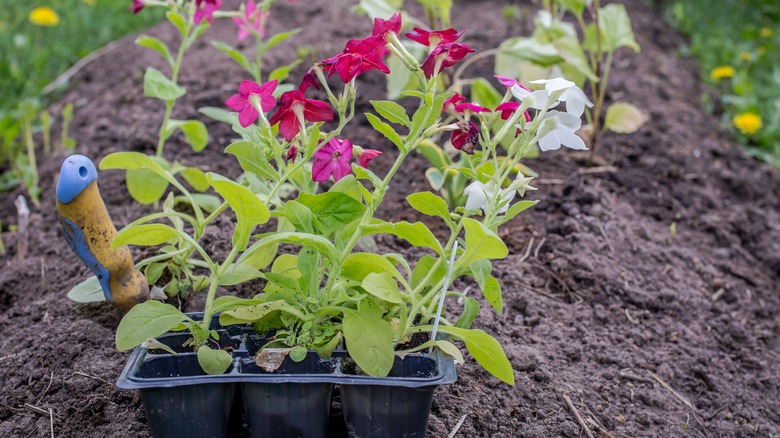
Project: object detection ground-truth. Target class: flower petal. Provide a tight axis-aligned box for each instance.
[238,106,259,128]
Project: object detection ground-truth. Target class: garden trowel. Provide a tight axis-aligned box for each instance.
[56,154,149,313]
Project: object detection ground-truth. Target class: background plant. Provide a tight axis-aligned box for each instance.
[664,0,780,165]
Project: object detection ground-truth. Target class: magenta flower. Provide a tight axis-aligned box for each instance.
[496,102,531,122]
[299,70,320,92]
[443,92,467,114]
[421,43,474,78]
[269,90,334,141]
[194,0,221,25]
[225,80,278,128]
[322,36,390,83]
[405,28,463,47]
[372,11,402,39]
[312,138,353,182]
[356,148,382,168]
[130,0,144,14]
[450,120,480,154]
[494,75,530,91]
[232,0,265,42]
[286,144,298,163]
[454,102,491,114]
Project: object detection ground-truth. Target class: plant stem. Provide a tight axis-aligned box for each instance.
[155,18,191,157]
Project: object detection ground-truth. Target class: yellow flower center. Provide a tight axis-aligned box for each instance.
[710,66,735,80]
[29,7,60,27]
[733,113,762,135]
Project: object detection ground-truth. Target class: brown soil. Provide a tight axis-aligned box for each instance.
[2,0,779,437]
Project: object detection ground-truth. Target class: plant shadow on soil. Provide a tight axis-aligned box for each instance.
[1,0,779,437]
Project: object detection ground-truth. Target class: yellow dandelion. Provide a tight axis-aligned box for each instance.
[733,113,762,135]
[739,52,752,61]
[710,66,735,80]
[28,7,60,27]
[760,27,773,38]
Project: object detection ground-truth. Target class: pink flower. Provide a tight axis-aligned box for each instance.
[443,92,467,114]
[269,90,334,141]
[225,80,278,128]
[194,0,221,25]
[286,144,298,163]
[355,147,382,168]
[299,70,320,92]
[405,28,463,47]
[322,36,390,83]
[312,138,353,182]
[372,11,402,39]
[496,102,531,122]
[450,120,479,154]
[232,0,266,42]
[454,102,491,114]
[494,75,530,92]
[421,43,474,78]
[130,0,144,14]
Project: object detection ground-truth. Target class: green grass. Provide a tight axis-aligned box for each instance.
[664,0,780,165]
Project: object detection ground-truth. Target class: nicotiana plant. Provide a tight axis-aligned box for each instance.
[101,10,592,385]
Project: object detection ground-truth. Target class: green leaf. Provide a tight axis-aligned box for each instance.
[434,340,464,364]
[289,346,308,362]
[342,308,395,377]
[330,175,364,202]
[166,11,187,37]
[410,94,447,140]
[219,263,264,286]
[207,174,270,251]
[552,36,599,82]
[269,61,301,83]
[241,232,339,264]
[553,0,590,16]
[361,272,403,304]
[111,224,180,250]
[272,254,302,279]
[406,192,451,223]
[178,194,222,213]
[455,297,479,329]
[145,262,166,285]
[362,221,444,255]
[115,301,190,351]
[212,296,265,313]
[296,192,366,237]
[457,218,508,268]
[598,4,640,53]
[126,168,169,205]
[261,29,301,53]
[469,260,502,313]
[144,68,186,101]
[604,102,648,133]
[366,113,405,152]
[498,200,538,225]
[341,253,403,282]
[66,276,105,303]
[175,120,209,152]
[212,40,252,73]
[495,37,562,70]
[225,141,279,182]
[358,0,399,20]
[197,345,233,375]
[471,78,503,110]
[136,35,173,65]
[434,326,514,384]
[180,167,209,192]
[219,300,306,325]
[370,100,412,127]
[284,201,314,233]
[297,246,320,297]
[100,152,177,185]
[198,106,234,124]
[412,255,446,289]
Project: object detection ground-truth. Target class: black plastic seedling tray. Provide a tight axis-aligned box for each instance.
[116,313,457,438]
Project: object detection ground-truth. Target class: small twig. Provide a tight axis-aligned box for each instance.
[15,195,29,260]
[619,371,655,385]
[561,394,595,438]
[73,371,111,385]
[37,372,54,403]
[649,373,695,410]
[598,224,614,254]
[705,405,730,421]
[533,237,546,259]
[446,413,469,438]
[517,237,534,263]
[49,408,54,438]
[41,41,121,95]
[23,403,49,416]
[0,353,20,362]
[577,165,617,175]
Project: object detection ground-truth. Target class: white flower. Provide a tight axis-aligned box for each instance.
[537,111,588,151]
[464,181,516,214]
[512,77,593,117]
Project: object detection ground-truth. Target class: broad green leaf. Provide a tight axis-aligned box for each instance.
[136,35,173,65]
[358,0,399,19]
[425,168,445,191]
[272,254,302,279]
[495,37,562,70]
[145,262,166,285]
[370,100,412,127]
[241,232,339,264]
[342,308,394,377]
[498,200,538,225]
[554,0,590,16]
[241,241,278,270]
[434,340,464,364]
[410,94,447,140]
[111,223,180,250]
[212,296,265,313]
[407,192,451,222]
[434,326,514,384]
[198,106,234,124]
[261,29,301,53]
[177,194,222,213]
[457,218,508,268]
[180,167,209,192]
[100,152,177,185]
[66,276,105,303]
[416,140,451,168]
[219,263,264,286]
[225,141,279,182]
[366,113,405,152]
[166,11,187,37]
[604,102,648,133]
[197,345,232,375]
[330,175,363,202]
[598,4,640,53]
[284,201,314,233]
[219,300,306,326]
[127,168,168,205]
[179,120,209,152]
[207,173,270,251]
[455,297,479,329]
[386,52,420,100]
[212,40,252,73]
[289,346,308,362]
[552,36,599,82]
[144,68,186,101]
[361,272,403,304]
[362,221,444,255]
[115,301,190,351]
[341,253,403,282]
[296,192,366,237]
[269,61,301,83]
[471,78,503,110]
[483,276,502,313]
[412,255,446,289]
[297,247,320,297]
